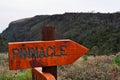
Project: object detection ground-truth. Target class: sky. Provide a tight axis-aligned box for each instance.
[0,0,120,33]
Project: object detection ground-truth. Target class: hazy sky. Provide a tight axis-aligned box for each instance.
[0,0,120,33]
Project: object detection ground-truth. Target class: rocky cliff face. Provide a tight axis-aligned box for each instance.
[1,13,120,54]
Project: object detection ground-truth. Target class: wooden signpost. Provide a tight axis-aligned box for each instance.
[8,26,89,80]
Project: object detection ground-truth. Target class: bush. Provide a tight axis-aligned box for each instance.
[16,69,32,80]
[24,69,32,80]
[0,74,14,80]
[113,52,120,66]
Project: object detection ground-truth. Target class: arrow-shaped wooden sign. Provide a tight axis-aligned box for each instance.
[8,39,89,70]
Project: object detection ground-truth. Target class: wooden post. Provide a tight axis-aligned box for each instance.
[41,26,57,80]
[32,26,57,80]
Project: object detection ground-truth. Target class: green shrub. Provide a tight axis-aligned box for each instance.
[24,69,32,80]
[0,74,14,80]
[16,69,32,80]
[16,73,25,80]
[82,55,88,61]
[113,57,120,65]
[114,57,120,65]
[113,52,120,66]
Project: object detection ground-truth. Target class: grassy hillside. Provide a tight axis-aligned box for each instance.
[1,12,120,55]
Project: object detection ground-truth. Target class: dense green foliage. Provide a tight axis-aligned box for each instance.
[1,12,120,55]
[0,34,6,52]
[113,52,120,66]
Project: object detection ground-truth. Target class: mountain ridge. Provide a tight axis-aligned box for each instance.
[1,12,120,55]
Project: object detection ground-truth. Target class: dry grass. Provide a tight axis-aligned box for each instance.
[0,53,120,80]
[58,54,120,80]
[0,53,24,80]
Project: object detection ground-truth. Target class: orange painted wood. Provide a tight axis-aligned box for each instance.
[8,39,89,70]
[32,67,55,80]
